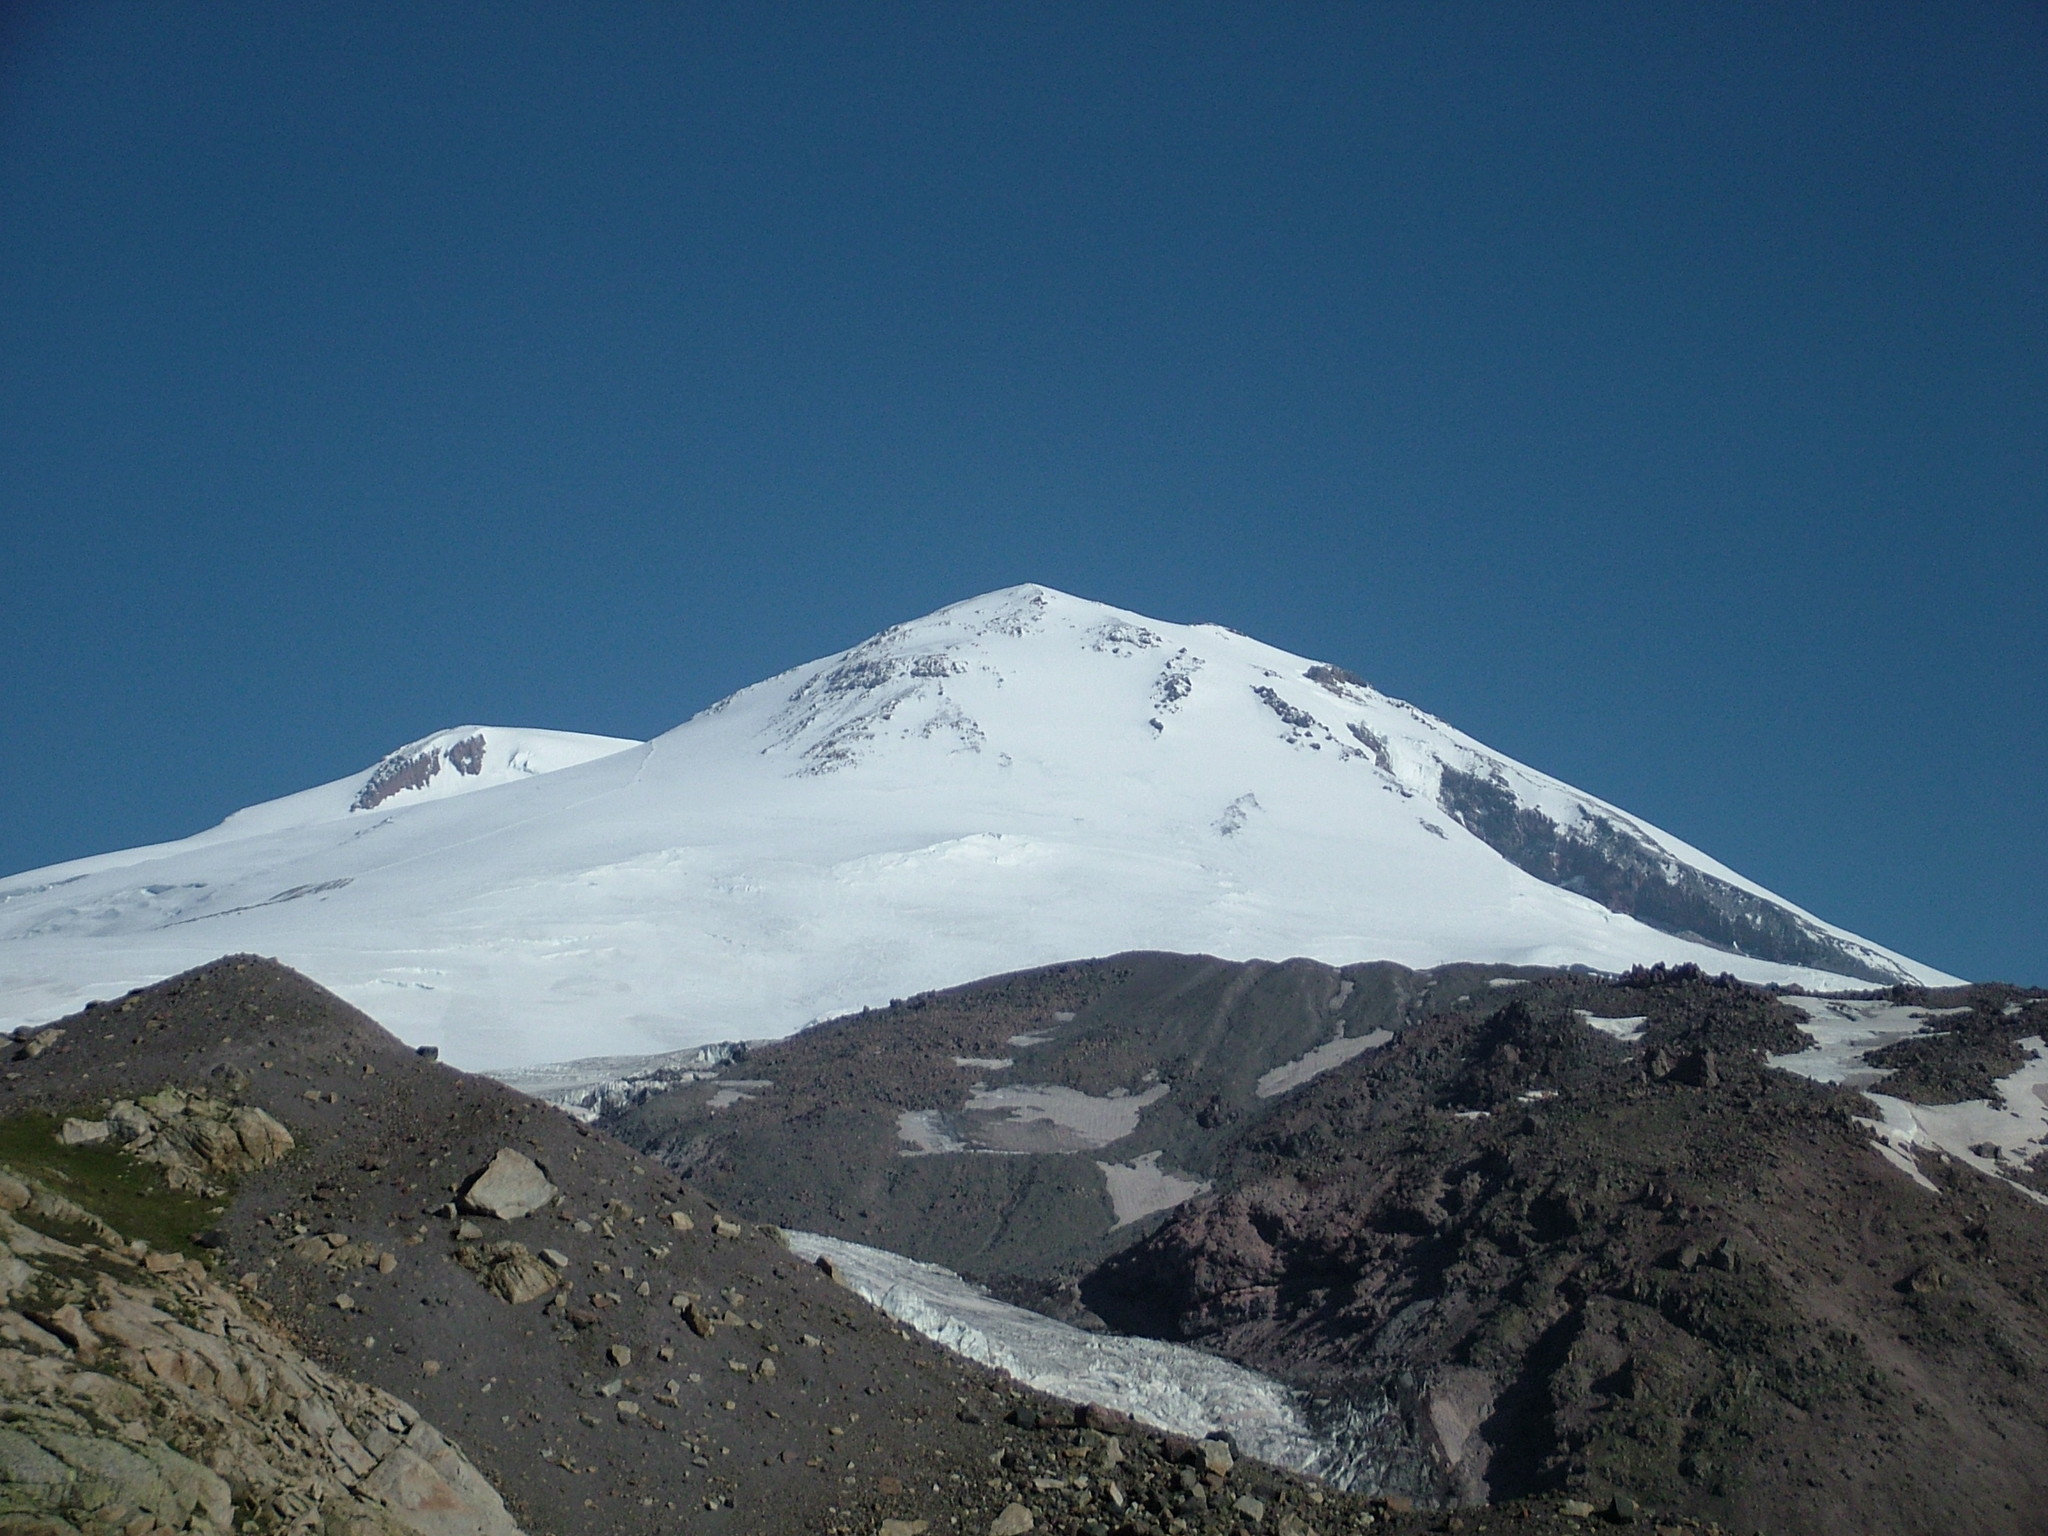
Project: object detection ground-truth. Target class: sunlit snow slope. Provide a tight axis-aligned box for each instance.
[0,587,1954,1067]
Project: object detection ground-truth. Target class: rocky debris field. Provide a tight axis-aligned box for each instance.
[604,954,2048,1535]
[1083,968,2048,1536]
[0,956,1734,1536]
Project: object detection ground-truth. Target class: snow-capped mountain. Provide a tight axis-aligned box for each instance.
[21,725,641,878]
[0,586,1953,1067]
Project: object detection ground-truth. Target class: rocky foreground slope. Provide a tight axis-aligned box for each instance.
[0,1145,523,1536]
[601,956,2048,1535]
[0,955,1734,1536]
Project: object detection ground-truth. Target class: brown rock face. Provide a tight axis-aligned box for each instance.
[352,733,486,811]
[1082,968,2048,1534]
[455,1242,560,1305]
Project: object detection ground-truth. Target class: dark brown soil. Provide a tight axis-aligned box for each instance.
[0,955,1715,1536]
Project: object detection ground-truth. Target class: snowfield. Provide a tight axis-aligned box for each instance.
[1771,996,2048,1206]
[0,586,1955,1067]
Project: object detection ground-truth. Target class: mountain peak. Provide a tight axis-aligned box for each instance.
[0,592,1953,1065]
[342,725,639,814]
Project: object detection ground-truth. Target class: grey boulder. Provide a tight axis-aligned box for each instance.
[457,1149,558,1220]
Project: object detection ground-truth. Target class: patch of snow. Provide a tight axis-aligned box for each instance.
[1856,1040,2048,1207]
[1767,999,2048,1205]
[1006,1032,1057,1049]
[1486,977,1527,988]
[705,1080,771,1111]
[1097,1151,1211,1227]
[1771,996,1967,1089]
[961,1083,1167,1153]
[896,1110,968,1156]
[953,1057,1014,1070]
[896,1082,1167,1156]
[1576,1012,1648,1041]
[782,1231,1328,1476]
[1255,1029,1393,1098]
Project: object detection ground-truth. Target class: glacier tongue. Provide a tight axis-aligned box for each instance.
[780,1231,1328,1472]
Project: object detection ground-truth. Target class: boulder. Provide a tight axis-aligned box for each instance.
[458,1151,557,1221]
[361,1441,524,1536]
[230,1106,295,1165]
[455,1243,560,1305]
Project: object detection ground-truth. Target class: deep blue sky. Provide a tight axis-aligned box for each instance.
[2,3,2042,983]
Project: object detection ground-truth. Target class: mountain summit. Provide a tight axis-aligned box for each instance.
[0,586,1951,1064]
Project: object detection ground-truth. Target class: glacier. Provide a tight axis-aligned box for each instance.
[780,1230,1330,1474]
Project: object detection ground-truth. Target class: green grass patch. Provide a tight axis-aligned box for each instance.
[0,1112,224,1259]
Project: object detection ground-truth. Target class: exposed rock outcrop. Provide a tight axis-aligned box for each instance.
[0,1165,523,1536]
[82,1090,296,1196]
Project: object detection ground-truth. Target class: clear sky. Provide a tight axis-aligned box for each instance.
[2,3,2042,984]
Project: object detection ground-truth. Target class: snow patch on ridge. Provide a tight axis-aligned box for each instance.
[1576,1013,1649,1043]
[1772,996,1966,1090]
[897,1083,1168,1156]
[1770,998,2048,1206]
[1097,1151,1211,1227]
[1256,1029,1393,1098]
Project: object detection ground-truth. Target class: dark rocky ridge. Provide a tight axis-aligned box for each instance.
[351,734,486,812]
[609,953,1547,1303]
[1433,768,1907,986]
[0,956,1710,1536]
[605,955,2048,1534]
[1084,967,2048,1535]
